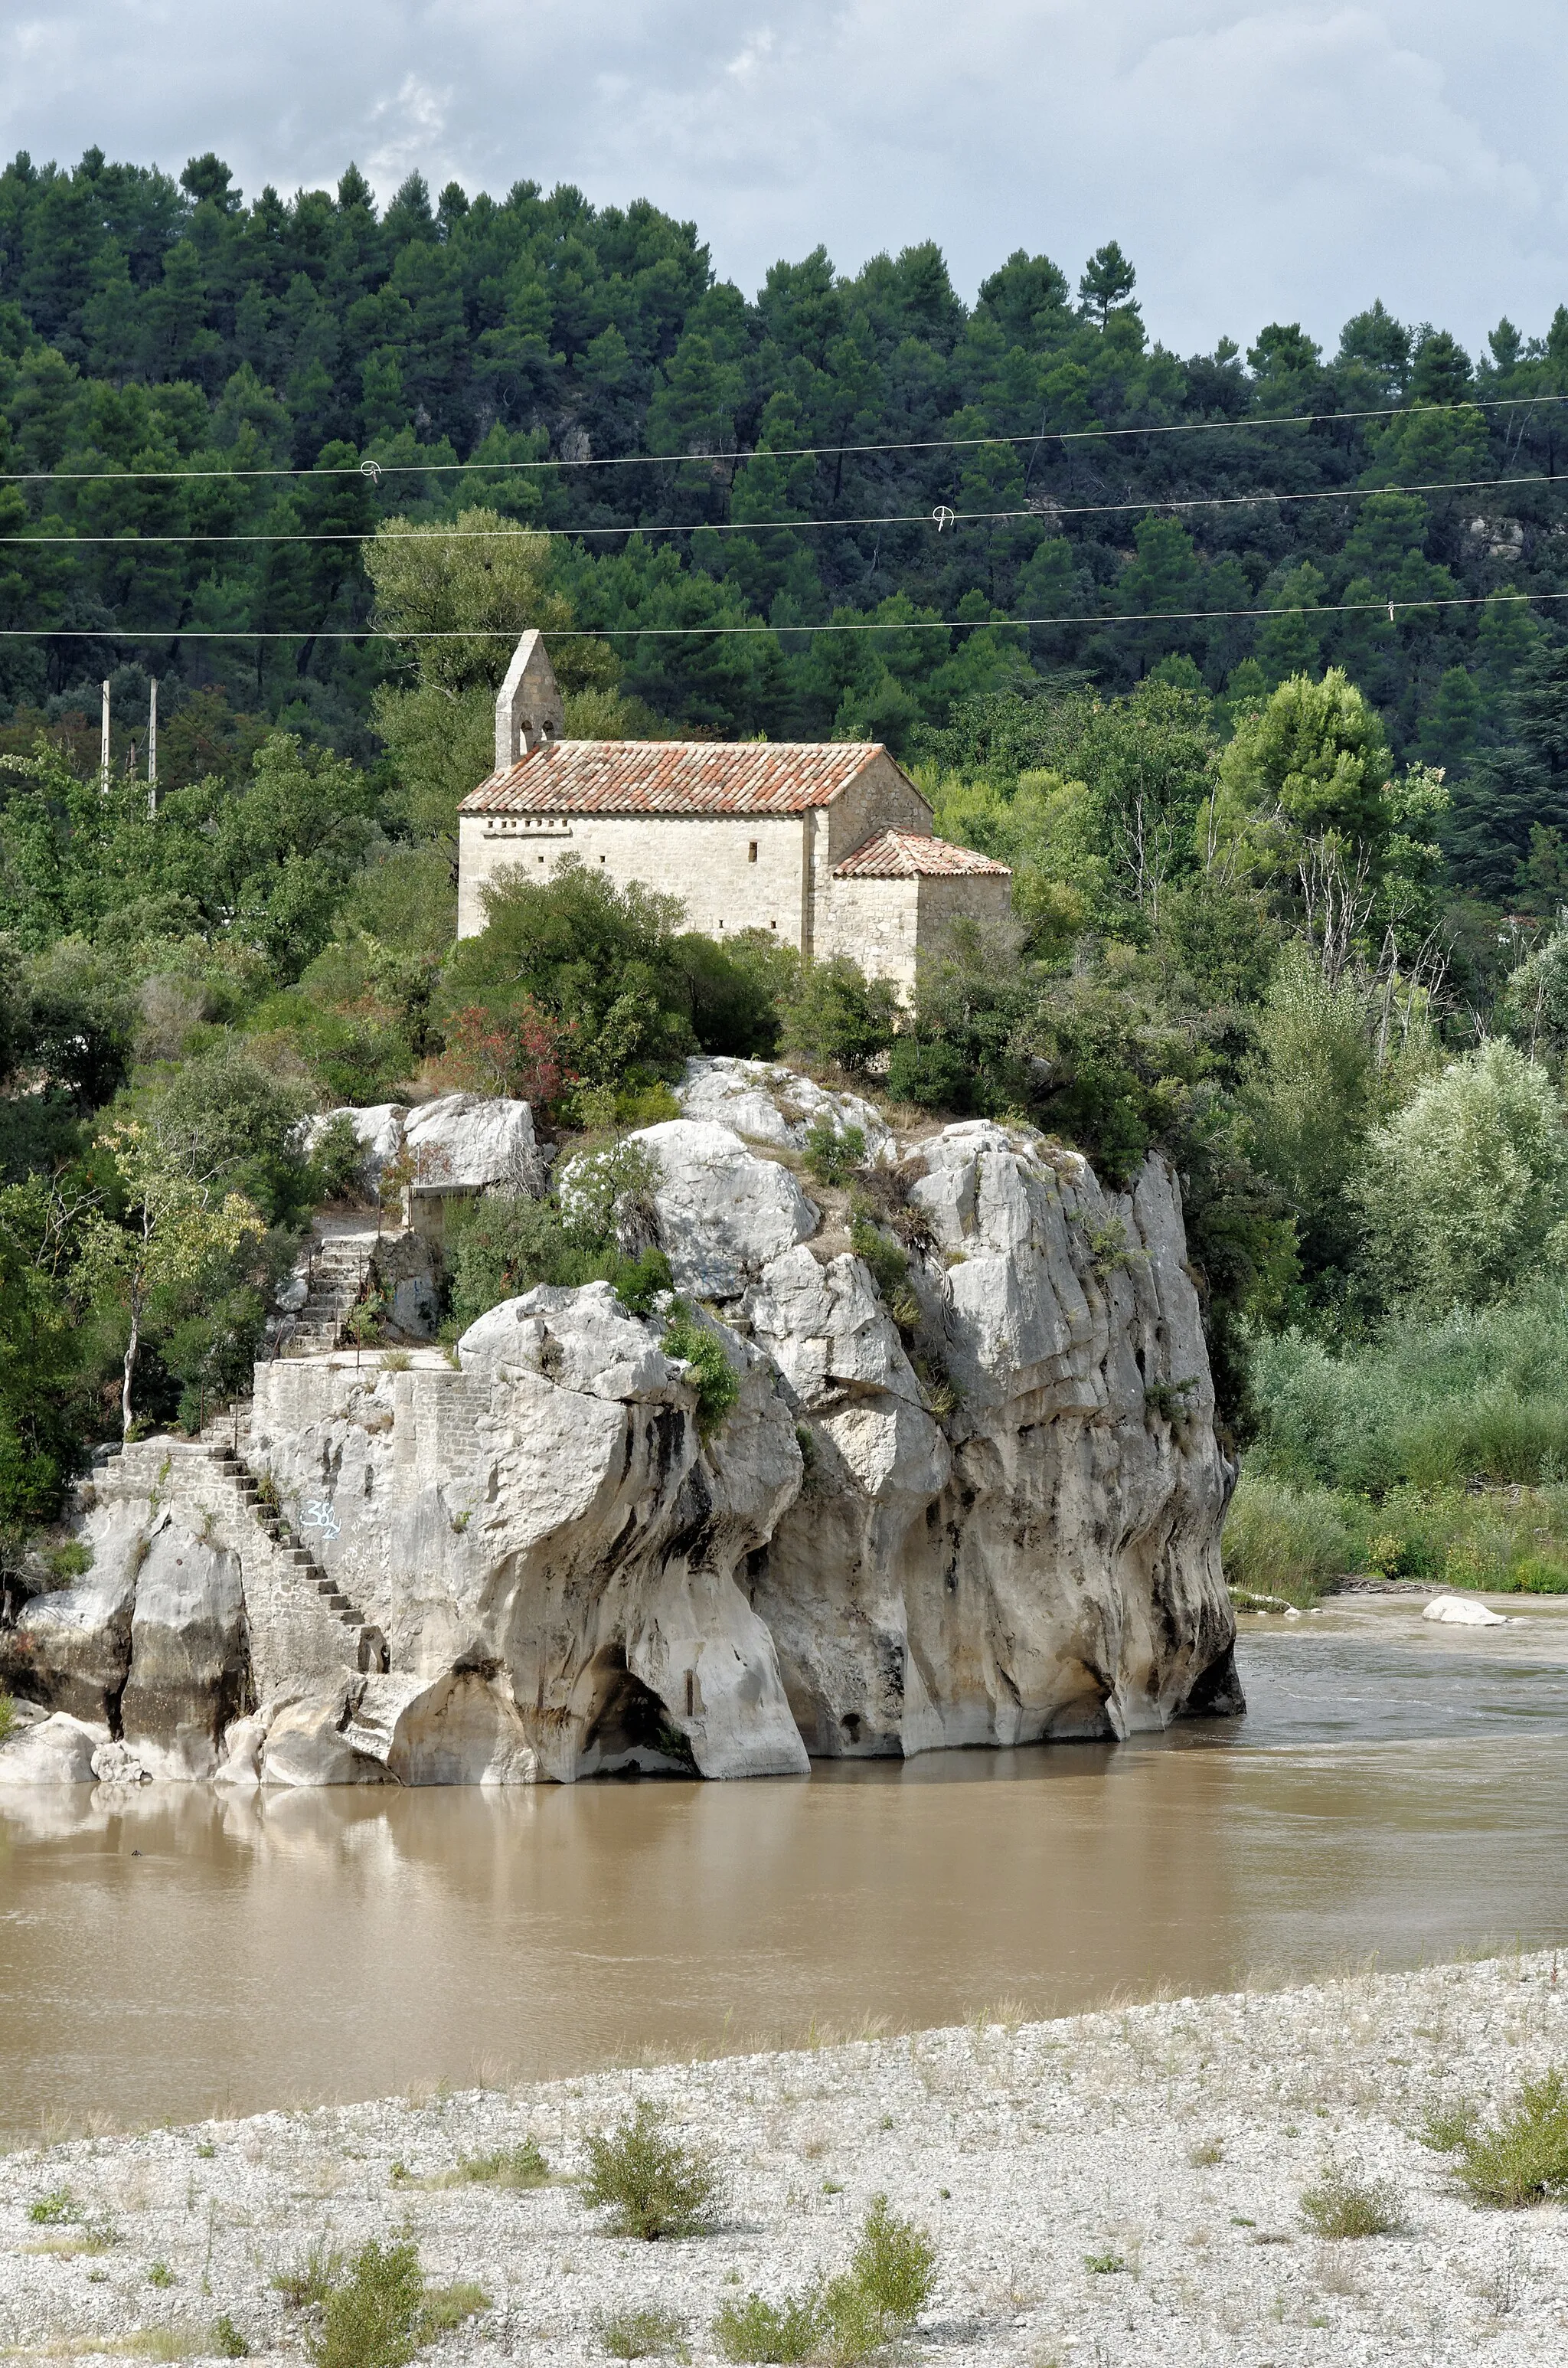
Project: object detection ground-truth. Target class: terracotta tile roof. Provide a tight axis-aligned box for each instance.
[832,829,1011,880]
[460,739,917,818]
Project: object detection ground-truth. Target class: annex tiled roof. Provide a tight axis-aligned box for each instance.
[460,739,914,818]
[832,829,1011,880]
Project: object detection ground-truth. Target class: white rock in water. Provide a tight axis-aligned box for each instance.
[677,1056,894,1162]
[1423,1594,1508,1626]
[119,1521,249,1780]
[0,1712,106,1784]
[90,1740,151,1784]
[13,1505,143,1723]
[622,1119,818,1299]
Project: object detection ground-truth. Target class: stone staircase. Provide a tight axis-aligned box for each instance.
[93,1425,381,1669]
[203,1440,371,1640]
[283,1232,378,1356]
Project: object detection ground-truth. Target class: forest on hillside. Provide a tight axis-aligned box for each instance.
[1,144,1566,911]
[5,144,1568,1611]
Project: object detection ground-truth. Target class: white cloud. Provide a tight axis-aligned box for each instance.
[0,1,1564,352]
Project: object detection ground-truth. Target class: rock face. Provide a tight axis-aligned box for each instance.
[305,1094,544,1199]
[1,1071,1240,1785]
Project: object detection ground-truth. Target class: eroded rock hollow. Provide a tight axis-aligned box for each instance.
[0,1063,1240,1785]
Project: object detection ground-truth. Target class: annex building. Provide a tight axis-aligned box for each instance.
[455,631,1011,995]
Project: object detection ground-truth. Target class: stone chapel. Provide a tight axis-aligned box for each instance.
[455,630,1010,995]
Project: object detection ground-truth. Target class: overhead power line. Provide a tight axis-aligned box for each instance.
[0,586,1560,643]
[0,472,1551,548]
[1,391,1565,487]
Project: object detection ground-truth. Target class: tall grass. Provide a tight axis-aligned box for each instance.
[1223,1474,1363,1604]
[1250,1283,1568,1496]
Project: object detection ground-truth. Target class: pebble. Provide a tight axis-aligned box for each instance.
[2,1952,1565,2365]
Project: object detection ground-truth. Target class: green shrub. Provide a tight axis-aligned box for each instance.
[779,957,898,1075]
[805,1123,867,1187]
[305,1112,368,1205]
[28,2188,76,2226]
[848,1212,909,1304]
[211,2317,250,2359]
[148,2262,175,2288]
[819,2195,936,2361]
[599,2304,689,2359]
[713,2291,820,2363]
[662,1304,740,1442]
[580,2100,724,2240]
[1514,1554,1568,1594]
[1298,2166,1401,2239]
[456,2138,549,2188]
[43,1539,92,1586]
[1449,2069,1568,2207]
[0,1691,15,1747]
[1416,2097,1480,2154]
[1222,1473,1361,1604]
[307,2240,424,2368]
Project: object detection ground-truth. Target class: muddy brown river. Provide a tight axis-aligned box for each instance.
[5,1598,1568,2141]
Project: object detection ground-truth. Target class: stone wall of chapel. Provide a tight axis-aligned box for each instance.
[457,811,808,943]
[814,876,923,996]
[910,872,1014,963]
[803,754,931,957]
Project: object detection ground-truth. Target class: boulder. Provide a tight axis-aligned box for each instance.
[213,1712,268,1786]
[0,1712,106,1785]
[677,1058,893,1163]
[459,1280,681,1400]
[304,1103,407,1192]
[260,1687,390,1786]
[342,1669,540,1784]
[90,1740,152,1784]
[1423,1594,1508,1627]
[403,1092,543,1195]
[8,1504,144,1722]
[624,1119,818,1299]
[750,1246,923,1408]
[119,1520,250,1780]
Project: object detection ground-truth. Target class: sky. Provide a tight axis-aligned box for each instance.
[2,1,1565,360]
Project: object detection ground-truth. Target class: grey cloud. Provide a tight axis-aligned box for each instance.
[1,1,1564,355]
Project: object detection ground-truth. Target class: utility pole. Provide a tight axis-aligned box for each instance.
[100,680,110,793]
[148,678,158,818]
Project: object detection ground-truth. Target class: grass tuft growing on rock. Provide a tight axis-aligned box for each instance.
[662,1303,740,1442]
[457,2137,550,2188]
[28,2187,77,2226]
[1298,2165,1402,2239]
[1446,2068,1568,2207]
[599,2304,690,2359]
[581,2100,724,2240]
[273,2243,342,2310]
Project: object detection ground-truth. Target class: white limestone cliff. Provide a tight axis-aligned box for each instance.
[0,1064,1240,1784]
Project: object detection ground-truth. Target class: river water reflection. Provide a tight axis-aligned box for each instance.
[5,1598,1568,2138]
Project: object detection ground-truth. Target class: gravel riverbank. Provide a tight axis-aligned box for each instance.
[3,1952,1565,2367]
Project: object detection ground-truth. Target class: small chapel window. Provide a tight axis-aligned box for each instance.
[748,841,758,862]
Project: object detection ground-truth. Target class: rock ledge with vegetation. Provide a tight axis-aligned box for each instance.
[0,1064,1238,1785]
